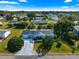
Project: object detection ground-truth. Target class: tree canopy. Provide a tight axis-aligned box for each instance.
[54,20,76,45]
[42,36,54,50]
[7,37,24,52]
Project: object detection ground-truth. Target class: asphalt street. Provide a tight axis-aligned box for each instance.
[0,55,79,59]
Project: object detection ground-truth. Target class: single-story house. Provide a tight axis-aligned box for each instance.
[0,16,4,20]
[0,21,2,26]
[74,21,79,25]
[0,30,11,39]
[34,16,43,21]
[0,16,5,21]
[13,13,27,18]
[49,15,59,20]
[8,21,24,26]
[22,29,55,40]
[74,26,79,37]
[33,21,47,25]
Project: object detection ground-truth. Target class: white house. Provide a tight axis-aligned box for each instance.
[47,14,58,21]
[74,21,79,25]
[49,15,58,20]
[0,21,2,26]
[0,30,11,39]
[34,16,43,21]
[0,16,4,20]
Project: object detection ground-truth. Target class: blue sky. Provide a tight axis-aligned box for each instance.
[0,0,79,11]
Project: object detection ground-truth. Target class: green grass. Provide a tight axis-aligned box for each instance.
[0,21,78,55]
[0,29,23,53]
[0,22,8,29]
[34,41,73,55]
[48,42,72,53]
[0,22,24,55]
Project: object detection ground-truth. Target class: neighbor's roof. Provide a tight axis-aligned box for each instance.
[0,30,9,34]
[74,26,79,32]
[22,30,40,35]
[22,29,54,36]
[33,21,47,25]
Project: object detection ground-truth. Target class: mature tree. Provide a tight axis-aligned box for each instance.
[7,37,24,52]
[17,17,21,21]
[68,31,79,41]
[6,15,13,21]
[54,20,74,38]
[21,17,29,21]
[37,25,42,30]
[54,20,75,45]
[27,23,35,29]
[43,15,47,20]
[46,24,53,29]
[27,12,36,21]
[42,36,53,50]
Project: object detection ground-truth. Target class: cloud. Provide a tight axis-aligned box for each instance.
[0,7,79,11]
[19,0,28,2]
[5,6,13,9]
[0,1,19,4]
[64,0,72,2]
[62,6,69,8]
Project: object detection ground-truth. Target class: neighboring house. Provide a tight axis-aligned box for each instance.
[49,15,59,20]
[74,21,79,25]
[34,16,43,21]
[0,16,4,21]
[22,29,55,40]
[74,26,79,37]
[0,30,11,39]
[0,21,2,26]
[0,16,4,19]
[13,17,18,21]
[8,21,24,26]
[0,16,6,22]
[13,13,27,18]
[47,14,59,21]
[33,21,47,25]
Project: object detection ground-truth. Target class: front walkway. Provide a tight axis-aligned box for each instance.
[15,39,36,56]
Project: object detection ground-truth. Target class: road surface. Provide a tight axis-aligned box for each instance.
[0,55,79,59]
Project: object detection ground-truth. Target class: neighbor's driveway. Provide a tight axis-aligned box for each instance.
[15,39,35,56]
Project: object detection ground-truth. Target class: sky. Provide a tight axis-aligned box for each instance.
[0,0,79,11]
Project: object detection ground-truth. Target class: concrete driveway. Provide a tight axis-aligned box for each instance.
[15,39,35,56]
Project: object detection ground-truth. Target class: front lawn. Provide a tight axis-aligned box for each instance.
[33,41,73,55]
[0,28,23,55]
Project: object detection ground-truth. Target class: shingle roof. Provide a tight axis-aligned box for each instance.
[0,30,8,34]
[22,29,54,36]
[22,30,40,35]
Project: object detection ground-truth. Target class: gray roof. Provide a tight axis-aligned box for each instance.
[0,30,9,35]
[23,30,40,35]
[74,26,79,32]
[22,29,54,36]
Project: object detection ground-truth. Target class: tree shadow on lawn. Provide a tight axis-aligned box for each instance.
[36,44,52,57]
